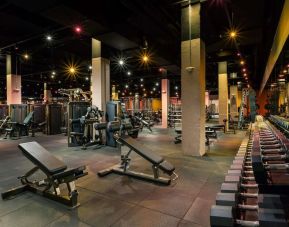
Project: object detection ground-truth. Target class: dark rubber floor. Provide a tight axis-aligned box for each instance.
[0,127,245,227]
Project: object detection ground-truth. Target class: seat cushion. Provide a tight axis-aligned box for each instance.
[118,137,163,164]
[18,142,67,175]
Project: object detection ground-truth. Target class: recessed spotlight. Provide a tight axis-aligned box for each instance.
[69,67,76,74]
[229,30,237,38]
[142,55,149,62]
[46,35,52,41]
[127,71,131,75]
[74,26,82,33]
[23,54,29,59]
[119,59,124,66]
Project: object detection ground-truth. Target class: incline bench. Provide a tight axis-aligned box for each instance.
[98,122,177,185]
[1,142,88,208]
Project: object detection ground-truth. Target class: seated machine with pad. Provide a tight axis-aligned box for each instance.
[1,142,88,208]
[4,111,34,138]
[98,122,177,185]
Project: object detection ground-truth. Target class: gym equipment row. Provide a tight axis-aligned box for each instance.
[211,116,289,226]
[67,101,140,148]
[0,103,64,139]
[1,124,176,208]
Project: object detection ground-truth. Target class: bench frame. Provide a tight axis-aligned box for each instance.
[98,135,177,185]
[1,143,87,208]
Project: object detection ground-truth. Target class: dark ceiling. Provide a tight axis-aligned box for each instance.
[0,0,285,99]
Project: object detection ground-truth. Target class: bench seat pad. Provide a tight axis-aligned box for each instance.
[118,137,163,165]
[18,142,67,175]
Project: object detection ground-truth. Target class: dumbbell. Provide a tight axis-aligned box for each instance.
[230,163,252,171]
[224,175,255,183]
[216,192,283,209]
[260,148,285,154]
[211,205,287,226]
[260,140,280,145]
[233,159,252,166]
[262,154,289,161]
[260,144,282,150]
[221,182,258,194]
[227,169,254,177]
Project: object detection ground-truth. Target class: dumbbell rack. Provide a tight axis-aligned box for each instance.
[211,117,289,226]
[168,104,182,128]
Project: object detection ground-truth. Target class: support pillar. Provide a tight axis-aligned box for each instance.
[286,83,289,115]
[111,85,118,101]
[278,84,286,113]
[43,83,52,103]
[205,91,209,107]
[229,85,238,121]
[161,78,169,128]
[218,62,228,130]
[134,93,140,111]
[6,54,21,105]
[181,2,206,156]
[91,38,110,112]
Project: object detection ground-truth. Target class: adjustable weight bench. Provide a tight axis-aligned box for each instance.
[1,142,88,208]
[134,116,153,132]
[98,136,177,185]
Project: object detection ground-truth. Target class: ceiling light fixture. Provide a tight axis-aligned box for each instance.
[46,35,52,41]
[74,26,82,33]
[119,59,124,66]
[23,53,29,59]
[229,30,237,38]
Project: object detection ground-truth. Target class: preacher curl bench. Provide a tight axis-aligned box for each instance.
[1,142,87,208]
[98,121,177,185]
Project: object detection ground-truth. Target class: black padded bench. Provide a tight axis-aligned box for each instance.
[98,135,177,185]
[1,141,87,208]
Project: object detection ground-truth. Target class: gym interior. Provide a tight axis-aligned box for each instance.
[0,0,289,226]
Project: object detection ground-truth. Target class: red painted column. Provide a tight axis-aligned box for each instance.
[6,54,21,105]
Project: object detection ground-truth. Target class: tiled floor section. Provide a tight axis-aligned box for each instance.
[0,128,246,227]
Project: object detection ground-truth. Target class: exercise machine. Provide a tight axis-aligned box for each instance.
[1,142,87,208]
[0,116,10,134]
[98,122,177,185]
[4,111,34,138]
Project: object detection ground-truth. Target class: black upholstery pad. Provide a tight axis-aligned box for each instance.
[118,137,163,164]
[18,141,67,175]
[159,160,175,174]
